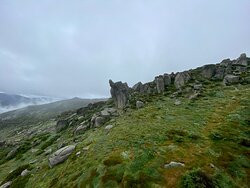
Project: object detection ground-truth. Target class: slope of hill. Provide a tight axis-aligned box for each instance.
[0,54,249,188]
[0,98,106,130]
[0,93,57,114]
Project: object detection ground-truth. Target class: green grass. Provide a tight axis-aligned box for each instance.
[0,84,249,187]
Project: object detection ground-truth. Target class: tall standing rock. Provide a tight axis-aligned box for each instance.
[155,75,165,93]
[109,80,130,109]
[174,71,191,89]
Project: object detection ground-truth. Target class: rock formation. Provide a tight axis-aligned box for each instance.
[109,80,130,109]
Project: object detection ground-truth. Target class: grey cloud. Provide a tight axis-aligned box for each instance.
[0,0,250,98]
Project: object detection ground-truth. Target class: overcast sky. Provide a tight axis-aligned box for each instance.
[0,0,249,98]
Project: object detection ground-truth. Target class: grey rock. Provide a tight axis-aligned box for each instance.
[155,75,165,93]
[0,181,12,188]
[109,80,130,109]
[214,66,225,80]
[223,75,240,85]
[45,148,52,155]
[95,117,105,127]
[234,53,249,66]
[220,58,232,66]
[201,64,216,79]
[57,142,66,149]
[21,169,30,177]
[136,101,144,109]
[100,109,110,117]
[55,120,68,133]
[0,140,5,147]
[174,71,191,89]
[132,82,144,93]
[105,125,113,130]
[6,147,18,159]
[74,125,88,135]
[174,100,181,106]
[164,161,185,169]
[49,145,75,168]
[193,84,202,90]
[189,92,200,100]
[76,151,81,156]
[163,73,172,86]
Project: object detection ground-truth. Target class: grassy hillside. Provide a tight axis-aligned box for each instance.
[0,98,105,131]
[0,82,249,187]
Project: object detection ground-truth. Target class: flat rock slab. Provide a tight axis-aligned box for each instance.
[164,161,185,169]
[49,145,75,168]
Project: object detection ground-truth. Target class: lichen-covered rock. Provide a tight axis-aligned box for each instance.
[174,71,191,89]
[49,145,75,168]
[74,125,88,135]
[21,169,30,177]
[163,73,172,86]
[109,80,130,109]
[136,101,144,109]
[234,53,249,66]
[0,181,12,188]
[132,82,144,93]
[55,120,68,133]
[214,66,225,80]
[223,75,240,85]
[164,161,185,169]
[94,117,105,127]
[155,75,165,93]
[201,64,216,79]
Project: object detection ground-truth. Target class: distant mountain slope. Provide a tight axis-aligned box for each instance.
[0,93,57,113]
[0,97,106,129]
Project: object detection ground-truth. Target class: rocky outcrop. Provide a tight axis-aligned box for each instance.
[49,145,75,168]
[55,120,69,133]
[109,80,130,109]
[174,71,191,89]
[108,53,249,110]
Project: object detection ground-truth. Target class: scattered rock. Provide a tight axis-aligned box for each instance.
[49,145,75,168]
[174,71,191,89]
[55,120,69,133]
[45,148,52,155]
[189,92,200,100]
[174,100,181,106]
[0,140,6,147]
[164,161,185,169]
[74,125,88,135]
[21,169,30,177]
[136,101,144,109]
[57,142,67,149]
[210,163,215,168]
[193,84,203,90]
[94,117,105,127]
[6,147,18,159]
[82,146,89,151]
[76,151,81,156]
[29,159,38,164]
[109,79,130,109]
[0,181,12,188]
[223,75,240,85]
[105,125,113,131]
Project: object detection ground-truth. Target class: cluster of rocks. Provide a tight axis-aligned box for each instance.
[109,53,250,108]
